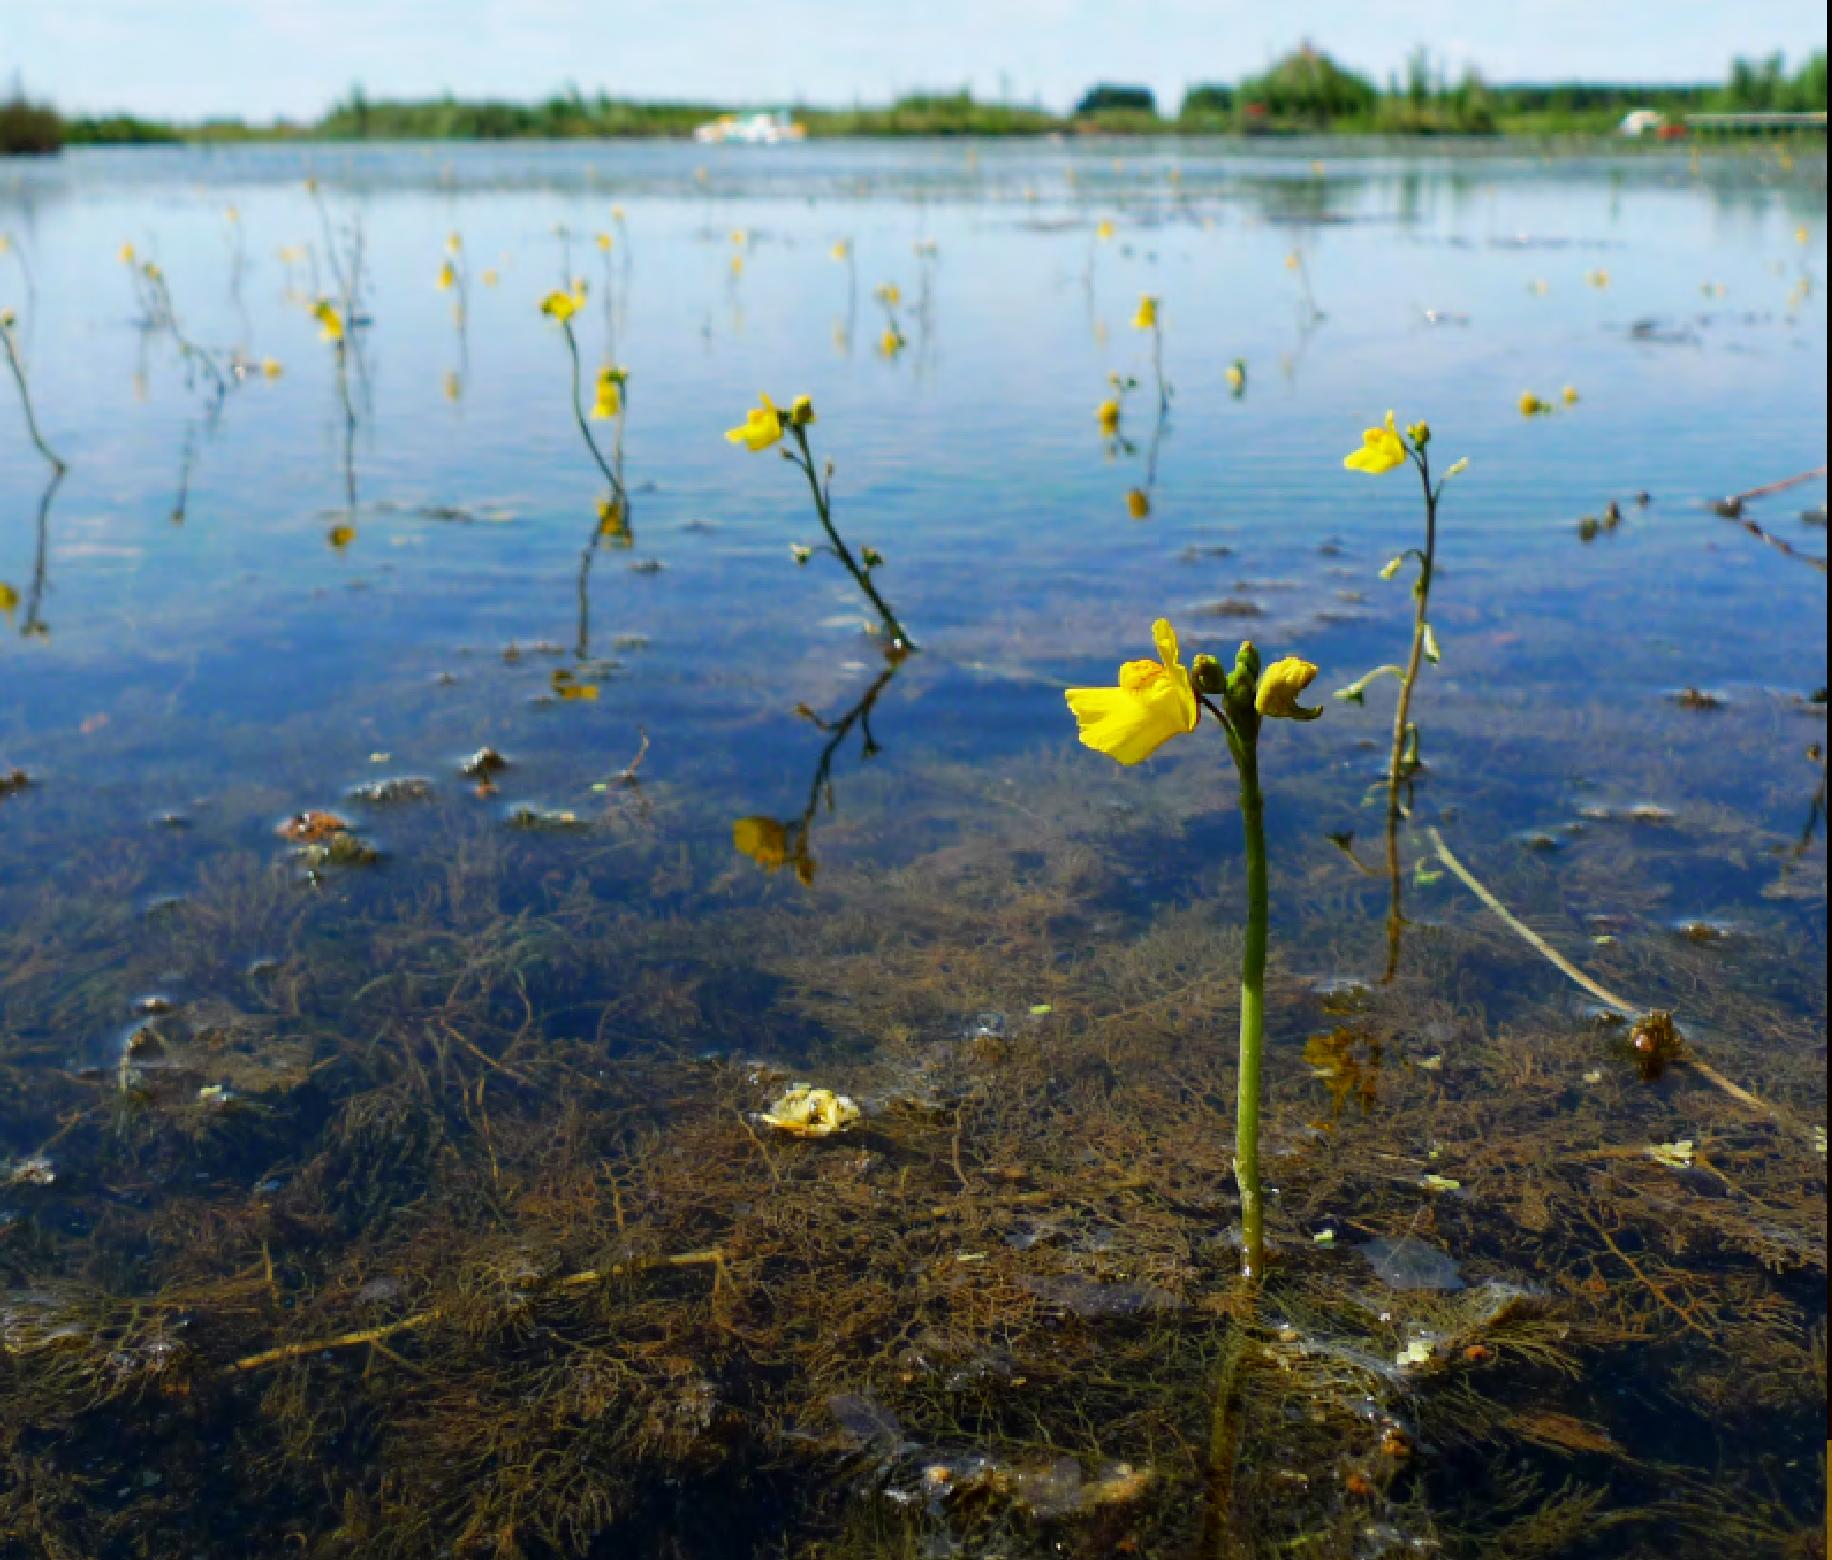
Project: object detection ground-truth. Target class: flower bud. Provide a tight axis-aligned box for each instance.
[1256,656,1324,721]
[1406,421,1430,447]
[1191,653,1225,694]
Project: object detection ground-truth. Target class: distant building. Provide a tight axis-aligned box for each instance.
[692,110,806,145]
[1618,108,1666,137]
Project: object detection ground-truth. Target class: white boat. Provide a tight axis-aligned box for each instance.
[693,110,806,145]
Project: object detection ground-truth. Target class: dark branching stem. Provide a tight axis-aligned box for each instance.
[19,465,62,637]
[785,424,914,654]
[1389,447,1438,790]
[0,318,64,472]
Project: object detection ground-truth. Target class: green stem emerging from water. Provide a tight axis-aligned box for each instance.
[788,424,913,654]
[1233,730,1268,1279]
[0,319,64,472]
[561,321,626,506]
[1388,447,1437,787]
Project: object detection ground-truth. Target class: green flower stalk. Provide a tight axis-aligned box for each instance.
[1065,621,1321,1277]
[725,393,914,656]
[0,309,64,472]
[540,287,630,531]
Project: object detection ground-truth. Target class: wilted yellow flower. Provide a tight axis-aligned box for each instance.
[760,1084,860,1136]
[788,394,815,428]
[1096,398,1121,436]
[1519,391,1551,416]
[1131,294,1159,330]
[1561,385,1579,405]
[1064,618,1198,766]
[1343,411,1406,475]
[1095,219,1115,241]
[1126,488,1151,519]
[1256,657,1323,721]
[539,289,580,322]
[260,357,283,379]
[436,260,455,291]
[313,299,345,342]
[725,393,784,451]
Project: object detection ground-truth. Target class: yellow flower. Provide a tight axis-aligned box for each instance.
[1343,411,1406,475]
[447,232,462,254]
[1131,294,1159,330]
[224,204,239,223]
[829,241,849,262]
[590,366,621,419]
[540,289,580,322]
[730,254,745,277]
[1256,657,1323,721]
[1095,219,1115,240]
[1096,398,1121,436]
[0,582,18,613]
[1126,488,1151,519]
[725,393,784,451]
[118,243,135,265]
[879,328,905,357]
[595,231,612,251]
[313,299,344,342]
[436,260,455,291]
[260,357,283,379]
[1797,225,1810,244]
[481,268,499,287]
[1561,385,1579,405]
[760,1084,860,1136]
[730,228,748,247]
[1064,618,1199,765]
[0,309,14,329]
[597,495,630,542]
[1225,362,1245,392]
[1587,268,1609,288]
[1284,250,1301,270]
[875,283,901,306]
[327,524,356,549]
[611,205,627,221]
[788,394,815,428]
[443,371,462,402]
[733,816,789,868]
[1519,391,1551,416]
[142,262,162,282]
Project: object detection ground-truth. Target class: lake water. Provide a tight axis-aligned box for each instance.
[0,138,1825,1557]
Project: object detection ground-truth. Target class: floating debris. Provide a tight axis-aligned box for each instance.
[347,775,434,805]
[277,809,355,844]
[297,829,379,868]
[760,1085,861,1136]
[460,746,508,779]
[1646,1139,1696,1170]
[504,804,585,831]
[0,767,28,797]
[2,1155,55,1187]
[1670,687,1724,710]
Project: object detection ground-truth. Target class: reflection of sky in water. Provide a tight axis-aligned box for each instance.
[0,141,1822,951]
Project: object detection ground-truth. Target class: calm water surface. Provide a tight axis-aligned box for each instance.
[0,139,1825,1558]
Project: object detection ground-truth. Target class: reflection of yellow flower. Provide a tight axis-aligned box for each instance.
[1096,398,1121,436]
[1519,391,1551,416]
[1256,657,1323,721]
[725,393,784,451]
[1064,618,1198,765]
[1343,411,1406,474]
[1126,488,1151,519]
[313,299,345,342]
[760,1084,860,1136]
[436,260,455,291]
[733,817,814,884]
[540,289,580,322]
[1561,385,1579,405]
[1131,294,1159,330]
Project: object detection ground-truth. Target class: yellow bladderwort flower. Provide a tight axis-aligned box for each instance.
[1096,398,1121,436]
[1064,618,1199,765]
[875,283,901,306]
[830,240,850,261]
[1587,268,1609,288]
[539,289,580,322]
[1225,360,1246,393]
[878,328,905,357]
[313,299,344,342]
[590,365,622,419]
[1561,385,1580,406]
[1343,411,1406,474]
[725,393,785,451]
[327,524,356,549]
[1131,294,1159,330]
[1126,488,1151,519]
[597,494,630,542]
[595,231,612,252]
[447,232,462,254]
[436,260,455,291]
[1095,219,1116,241]
[730,228,748,248]
[0,582,18,614]
[1256,657,1323,721]
[118,243,135,265]
[260,357,283,379]
[1519,391,1551,416]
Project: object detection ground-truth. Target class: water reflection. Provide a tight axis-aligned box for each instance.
[732,657,902,886]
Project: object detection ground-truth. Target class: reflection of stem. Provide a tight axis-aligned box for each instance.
[0,318,64,471]
[171,425,197,526]
[789,660,900,851]
[1150,320,1169,414]
[19,465,61,638]
[143,269,229,420]
[786,424,913,654]
[1142,391,1169,493]
[1380,778,1412,984]
[334,341,357,519]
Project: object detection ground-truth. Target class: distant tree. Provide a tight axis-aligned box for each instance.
[1074,83,1157,116]
[1181,83,1236,116]
[0,87,62,154]
[1239,42,1377,126]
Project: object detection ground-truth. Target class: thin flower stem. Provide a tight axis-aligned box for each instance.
[1387,448,1436,787]
[0,319,64,472]
[562,322,625,504]
[1233,731,1269,1280]
[788,426,913,653]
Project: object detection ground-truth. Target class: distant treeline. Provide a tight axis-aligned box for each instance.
[3,46,1825,152]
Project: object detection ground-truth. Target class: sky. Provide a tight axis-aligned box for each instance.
[5,0,1826,120]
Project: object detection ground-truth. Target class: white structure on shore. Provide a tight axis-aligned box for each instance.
[693,110,806,145]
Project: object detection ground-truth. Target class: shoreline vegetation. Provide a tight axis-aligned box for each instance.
[3,44,1826,154]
